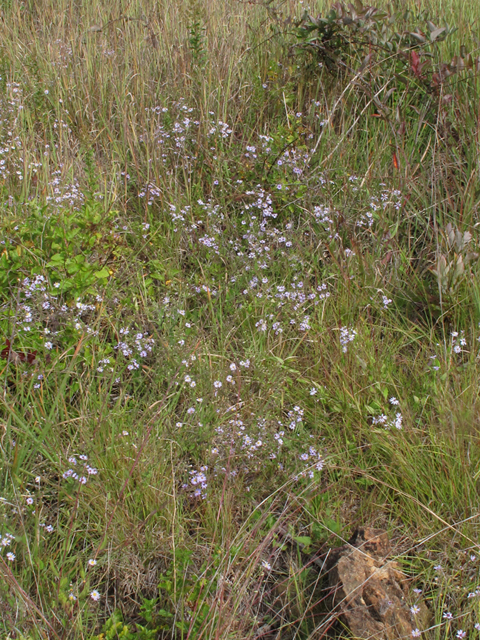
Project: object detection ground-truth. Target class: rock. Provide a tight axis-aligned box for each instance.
[326,527,429,639]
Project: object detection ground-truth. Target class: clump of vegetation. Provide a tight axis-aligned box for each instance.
[1,0,480,638]
[293,2,456,69]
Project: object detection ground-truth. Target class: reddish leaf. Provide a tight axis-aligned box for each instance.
[410,51,428,79]
[0,339,11,360]
[410,50,420,75]
[25,351,38,364]
[1,339,38,365]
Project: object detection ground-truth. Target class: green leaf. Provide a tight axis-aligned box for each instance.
[66,262,80,275]
[293,535,312,548]
[47,253,64,267]
[65,228,80,242]
[324,518,341,534]
[94,266,110,279]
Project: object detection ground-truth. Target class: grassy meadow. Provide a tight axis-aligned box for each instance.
[1,0,480,637]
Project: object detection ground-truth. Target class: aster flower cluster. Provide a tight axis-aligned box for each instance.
[287,405,304,430]
[183,466,209,499]
[355,187,403,228]
[15,275,68,335]
[451,330,466,354]
[372,397,403,430]
[133,101,234,189]
[296,445,324,480]
[114,329,155,371]
[46,169,85,210]
[339,326,357,353]
[1,275,102,351]
[62,455,98,484]
[188,397,324,493]
[0,531,15,562]
[245,278,331,337]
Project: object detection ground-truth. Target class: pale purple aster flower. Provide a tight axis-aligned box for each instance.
[255,319,267,332]
[339,326,357,352]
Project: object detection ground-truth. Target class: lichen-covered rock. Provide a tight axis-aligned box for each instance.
[326,527,429,640]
